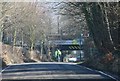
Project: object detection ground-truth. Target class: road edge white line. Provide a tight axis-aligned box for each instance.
[97,71,118,81]
[75,64,118,81]
[1,65,11,73]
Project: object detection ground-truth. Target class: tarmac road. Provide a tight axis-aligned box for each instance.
[1,62,118,81]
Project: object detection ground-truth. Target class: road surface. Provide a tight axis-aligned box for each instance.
[1,62,118,81]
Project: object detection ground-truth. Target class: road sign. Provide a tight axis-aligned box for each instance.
[57,44,82,50]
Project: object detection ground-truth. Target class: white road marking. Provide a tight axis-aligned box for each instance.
[1,65,11,73]
[75,64,118,81]
[8,62,77,66]
[98,71,118,81]
[75,64,94,71]
[2,74,104,79]
[2,62,119,80]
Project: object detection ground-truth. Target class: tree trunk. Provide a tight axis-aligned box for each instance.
[29,26,35,51]
[103,3,116,50]
[40,40,43,60]
[82,3,116,54]
[29,26,35,60]
[13,28,17,46]
[0,13,2,60]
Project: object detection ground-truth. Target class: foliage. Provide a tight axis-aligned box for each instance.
[51,2,88,39]
[0,2,50,52]
[82,2,119,54]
